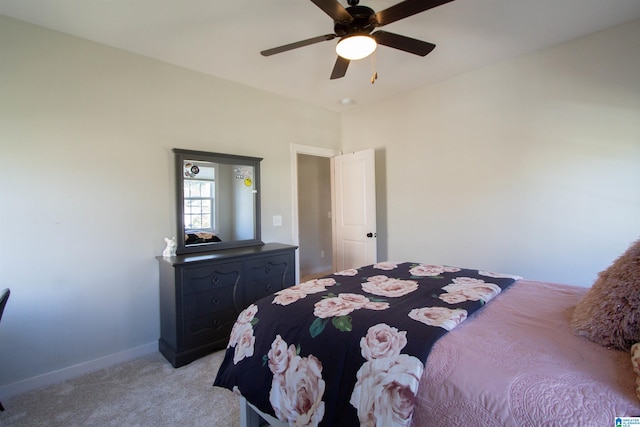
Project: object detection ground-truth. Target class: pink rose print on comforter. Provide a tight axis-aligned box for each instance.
[267,335,326,426]
[350,324,424,426]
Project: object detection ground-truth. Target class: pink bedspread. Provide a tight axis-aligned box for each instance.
[413,280,640,426]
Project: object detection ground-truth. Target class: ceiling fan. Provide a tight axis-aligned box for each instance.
[260,0,454,80]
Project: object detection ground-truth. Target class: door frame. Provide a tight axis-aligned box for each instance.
[290,144,341,283]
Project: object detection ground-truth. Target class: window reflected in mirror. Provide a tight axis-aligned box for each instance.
[173,149,262,254]
[183,160,219,243]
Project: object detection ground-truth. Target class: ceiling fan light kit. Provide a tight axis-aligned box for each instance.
[336,34,377,60]
[260,0,454,80]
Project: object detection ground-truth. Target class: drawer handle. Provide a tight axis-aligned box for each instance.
[212,319,221,327]
[264,267,271,274]
[211,297,219,305]
[266,284,272,292]
[212,277,219,285]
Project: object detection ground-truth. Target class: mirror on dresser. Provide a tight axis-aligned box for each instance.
[173,148,263,254]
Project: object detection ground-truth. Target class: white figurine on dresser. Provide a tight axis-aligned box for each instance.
[162,237,177,257]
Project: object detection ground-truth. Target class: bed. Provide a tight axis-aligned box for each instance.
[184,230,222,244]
[213,259,640,426]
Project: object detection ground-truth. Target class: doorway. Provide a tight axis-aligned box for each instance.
[297,154,333,281]
[290,144,378,282]
[290,144,340,282]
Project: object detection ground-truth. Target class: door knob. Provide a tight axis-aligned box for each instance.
[366,232,376,238]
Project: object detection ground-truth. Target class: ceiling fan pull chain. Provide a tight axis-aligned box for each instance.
[371,51,378,84]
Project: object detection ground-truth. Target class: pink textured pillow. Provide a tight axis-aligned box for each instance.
[632,343,640,402]
[570,239,640,351]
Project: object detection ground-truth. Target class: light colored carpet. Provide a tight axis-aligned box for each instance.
[0,350,239,426]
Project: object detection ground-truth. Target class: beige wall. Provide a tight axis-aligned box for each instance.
[0,16,340,394]
[342,19,640,287]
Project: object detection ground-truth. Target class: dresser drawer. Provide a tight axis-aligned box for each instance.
[183,288,238,319]
[181,262,242,295]
[244,254,293,305]
[184,308,237,348]
[244,254,291,281]
[183,286,239,349]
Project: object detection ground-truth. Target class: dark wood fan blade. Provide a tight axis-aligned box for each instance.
[261,34,337,56]
[373,31,436,56]
[375,0,454,26]
[310,0,353,23]
[330,56,350,79]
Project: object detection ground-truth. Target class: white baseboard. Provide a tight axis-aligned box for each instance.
[0,341,157,399]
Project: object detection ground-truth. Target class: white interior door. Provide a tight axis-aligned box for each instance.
[332,149,377,271]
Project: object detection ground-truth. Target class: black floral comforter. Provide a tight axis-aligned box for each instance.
[213,261,521,426]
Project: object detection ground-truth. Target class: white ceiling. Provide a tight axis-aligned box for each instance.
[2,0,640,112]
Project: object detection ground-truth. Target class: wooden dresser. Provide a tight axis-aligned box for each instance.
[157,243,297,367]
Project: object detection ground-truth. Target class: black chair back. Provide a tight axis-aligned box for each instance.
[0,288,8,411]
[0,288,9,322]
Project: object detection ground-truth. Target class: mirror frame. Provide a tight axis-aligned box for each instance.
[173,148,263,254]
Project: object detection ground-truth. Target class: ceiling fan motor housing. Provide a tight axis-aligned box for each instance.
[334,5,377,36]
